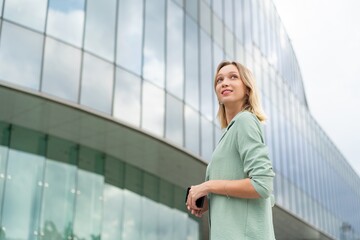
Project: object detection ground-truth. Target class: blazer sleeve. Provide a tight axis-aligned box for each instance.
[236,112,275,198]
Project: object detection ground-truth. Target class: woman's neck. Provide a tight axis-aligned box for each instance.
[225,104,244,124]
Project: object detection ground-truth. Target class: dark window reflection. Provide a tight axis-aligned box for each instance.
[84,0,116,61]
[117,0,143,75]
[0,21,43,90]
[47,0,85,47]
[42,38,81,102]
[81,53,114,114]
[3,0,47,31]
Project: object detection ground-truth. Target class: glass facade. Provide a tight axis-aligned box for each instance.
[1,0,360,239]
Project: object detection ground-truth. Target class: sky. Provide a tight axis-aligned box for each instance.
[272,0,360,177]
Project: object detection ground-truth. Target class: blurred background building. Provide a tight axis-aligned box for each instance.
[0,0,359,239]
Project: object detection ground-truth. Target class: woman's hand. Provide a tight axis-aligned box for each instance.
[186,183,209,217]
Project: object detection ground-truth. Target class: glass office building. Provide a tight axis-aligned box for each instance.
[0,0,359,239]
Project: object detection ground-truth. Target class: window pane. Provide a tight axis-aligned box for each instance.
[142,81,164,137]
[185,16,199,110]
[0,145,9,218]
[0,21,43,90]
[42,38,81,102]
[199,1,211,35]
[201,117,213,161]
[102,184,124,240]
[3,0,47,31]
[117,0,143,75]
[166,1,184,99]
[143,0,165,87]
[0,0,3,17]
[81,53,114,114]
[113,67,141,127]
[1,150,45,239]
[185,0,197,21]
[122,190,141,239]
[165,94,183,146]
[84,0,116,61]
[73,170,104,240]
[47,0,85,47]
[200,30,213,120]
[40,160,76,239]
[184,105,200,155]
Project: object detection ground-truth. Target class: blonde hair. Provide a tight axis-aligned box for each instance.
[214,61,267,129]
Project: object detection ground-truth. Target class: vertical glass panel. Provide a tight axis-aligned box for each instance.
[243,0,252,51]
[201,117,213,161]
[40,160,76,239]
[0,0,3,17]
[84,0,116,61]
[158,205,173,239]
[143,0,165,87]
[199,1,211,35]
[141,197,159,240]
[165,94,183,146]
[142,81,164,137]
[166,1,184,99]
[212,15,223,47]
[185,16,199,110]
[47,0,85,47]
[187,218,200,240]
[185,105,200,155]
[73,170,104,240]
[122,190,141,240]
[0,126,9,218]
[1,150,45,240]
[102,184,124,240]
[172,209,187,240]
[113,67,141,127]
[3,0,47,31]
[81,53,114,114]
[224,0,233,31]
[42,38,81,102]
[185,0,197,21]
[117,0,143,75]
[212,0,222,19]
[0,21,43,90]
[225,28,234,59]
[200,31,213,120]
[234,0,244,43]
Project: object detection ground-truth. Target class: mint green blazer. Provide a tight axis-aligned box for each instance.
[206,111,276,239]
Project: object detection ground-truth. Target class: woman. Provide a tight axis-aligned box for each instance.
[186,61,276,239]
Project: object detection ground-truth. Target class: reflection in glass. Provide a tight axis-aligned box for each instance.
[199,1,211,35]
[0,145,8,218]
[122,190,141,240]
[143,0,165,87]
[73,170,104,240]
[200,30,213,120]
[187,218,200,240]
[185,0,197,21]
[84,0,116,61]
[185,16,200,110]
[0,0,3,17]
[113,67,141,127]
[0,21,43,90]
[42,38,81,102]
[234,0,244,43]
[40,160,76,239]
[3,0,47,31]
[102,184,124,240]
[165,94,183,146]
[141,197,159,240]
[117,0,143,75]
[1,150,45,239]
[47,0,85,47]
[185,106,200,155]
[158,205,173,239]
[166,1,184,99]
[201,117,213,161]
[213,15,223,47]
[142,81,164,136]
[81,53,114,114]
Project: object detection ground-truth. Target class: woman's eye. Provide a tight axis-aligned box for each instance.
[216,78,223,84]
[231,75,238,79]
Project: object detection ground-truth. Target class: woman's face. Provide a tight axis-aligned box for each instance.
[215,64,247,108]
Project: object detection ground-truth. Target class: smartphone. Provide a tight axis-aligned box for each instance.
[185,187,205,208]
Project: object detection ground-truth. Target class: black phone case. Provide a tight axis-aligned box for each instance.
[185,187,205,208]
